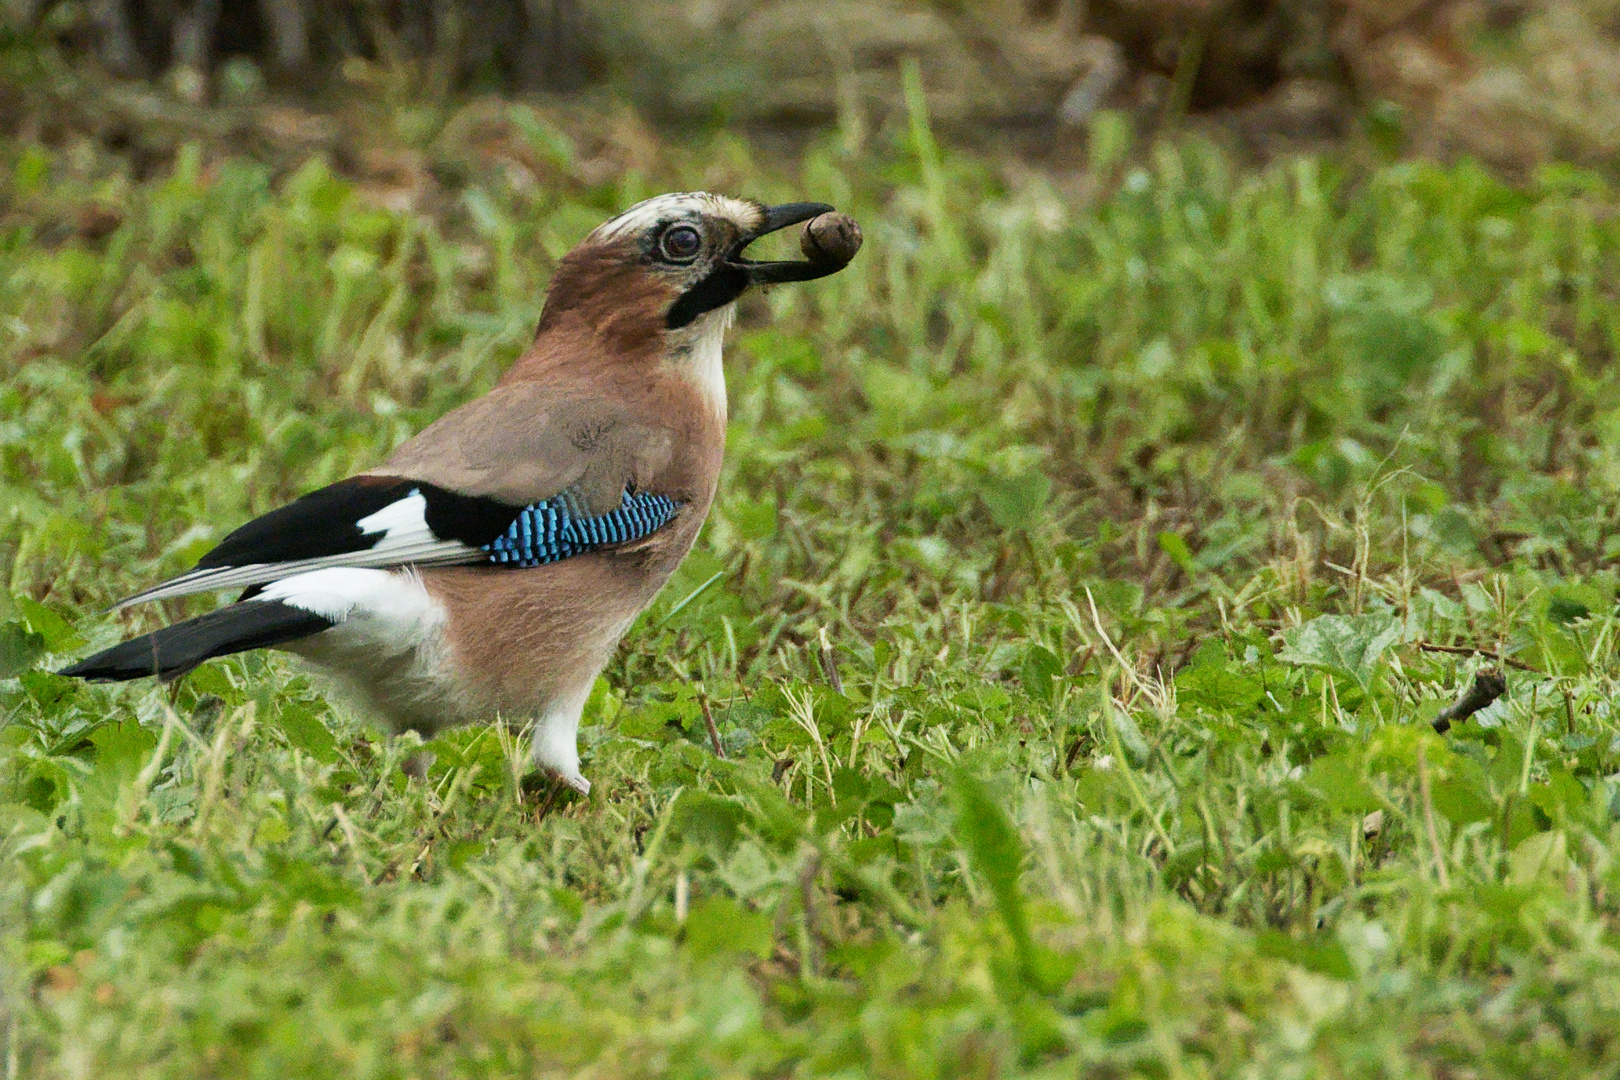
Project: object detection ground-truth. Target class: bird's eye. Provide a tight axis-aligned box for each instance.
[660,225,702,261]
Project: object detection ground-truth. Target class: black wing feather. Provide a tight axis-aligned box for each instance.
[114,477,529,608]
[59,601,334,682]
[197,475,412,568]
[198,475,522,569]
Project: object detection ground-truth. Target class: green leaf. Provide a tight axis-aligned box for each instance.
[672,791,750,857]
[1432,778,1494,827]
[264,853,360,910]
[24,940,70,975]
[1277,614,1403,691]
[446,839,485,870]
[861,364,930,433]
[1255,930,1353,980]
[1020,644,1062,703]
[1107,705,1150,767]
[1546,584,1605,625]
[683,897,772,960]
[77,722,159,828]
[978,468,1050,531]
[583,675,623,726]
[0,620,46,679]
[16,598,81,651]
[274,704,339,763]
[1527,770,1588,824]
[89,720,158,781]
[1304,752,1380,813]
[1175,658,1264,712]
[726,496,778,541]
[831,766,869,805]
[1088,110,1132,173]
[952,768,1040,985]
[13,144,48,194]
[1156,532,1196,575]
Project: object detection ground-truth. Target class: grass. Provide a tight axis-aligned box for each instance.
[10,57,1620,1077]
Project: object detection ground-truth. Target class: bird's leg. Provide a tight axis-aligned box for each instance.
[530,688,593,797]
[401,751,434,782]
[534,776,564,823]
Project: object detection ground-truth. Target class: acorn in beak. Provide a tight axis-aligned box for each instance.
[733,202,864,284]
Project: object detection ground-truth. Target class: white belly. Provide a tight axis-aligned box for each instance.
[266,567,475,734]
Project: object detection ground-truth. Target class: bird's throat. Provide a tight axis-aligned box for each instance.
[664,306,732,421]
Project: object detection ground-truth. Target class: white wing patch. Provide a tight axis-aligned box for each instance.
[260,567,441,626]
[113,489,484,610]
[356,490,433,546]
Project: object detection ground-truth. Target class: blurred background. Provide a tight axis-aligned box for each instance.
[5,0,1618,174]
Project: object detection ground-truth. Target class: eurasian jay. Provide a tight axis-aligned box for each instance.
[59,193,862,796]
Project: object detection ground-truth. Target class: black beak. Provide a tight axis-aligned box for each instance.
[733,202,838,284]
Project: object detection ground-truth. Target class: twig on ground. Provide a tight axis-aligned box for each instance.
[1414,641,1538,673]
[1083,587,1163,711]
[534,777,563,823]
[1432,668,1507,734]
[817,626,843,694]
[1063,736,1086,772]
[698,690,725,759]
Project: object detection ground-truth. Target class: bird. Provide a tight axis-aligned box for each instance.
[59,192,862,797]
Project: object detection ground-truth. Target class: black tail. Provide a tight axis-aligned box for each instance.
[59,601,334,682]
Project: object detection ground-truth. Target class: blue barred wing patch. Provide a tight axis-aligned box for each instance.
[483,488,681,568]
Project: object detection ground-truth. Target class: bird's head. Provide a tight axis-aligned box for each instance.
[535,192,858,363]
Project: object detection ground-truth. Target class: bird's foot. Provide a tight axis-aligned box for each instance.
[520,768,590,823]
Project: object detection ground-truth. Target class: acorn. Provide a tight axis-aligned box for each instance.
[801,212,863,268]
